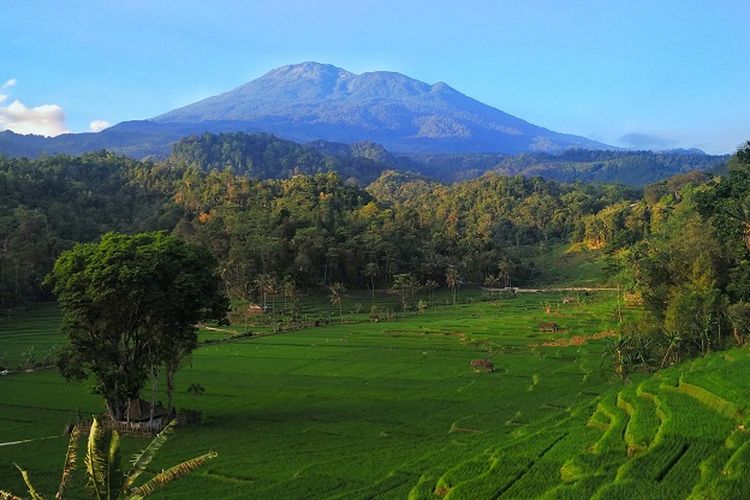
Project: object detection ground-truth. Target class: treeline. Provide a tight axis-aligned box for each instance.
[574,143,750,377]
[411,149,726,185]
[0,153,177,305]
[0,148,638,305]
[167,168,635,297]
[167,132,405,185]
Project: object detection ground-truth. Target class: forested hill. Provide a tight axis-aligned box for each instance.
[166,132,727,187]
[166,132,420,185]
[413,149,729,185]
[1,127,728,187]
[0,150,634,306]
[0,141,742,307]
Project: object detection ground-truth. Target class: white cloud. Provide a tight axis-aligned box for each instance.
[0,99,69,137]
[89,119,111,133]
[2,78,17,89]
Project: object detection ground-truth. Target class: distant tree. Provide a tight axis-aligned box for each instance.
[445,267,460,306]
[329,282,346,323]
[392,273,418,311]
[46,232,229,421]
[282,276,297,310]
[727,302,750,345]
[364,262,378,299]
[423,279,439,302]
[254,274,278,311]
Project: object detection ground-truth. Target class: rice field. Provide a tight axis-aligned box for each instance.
[2,275,750,498]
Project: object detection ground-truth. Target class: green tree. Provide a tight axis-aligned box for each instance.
[46,232,229,421]
[445,267,460,306]
[423,279,438,302]
[727,301,750,345]
[392,273,418,311]
[364,262,378,299]
[329,282,346,323]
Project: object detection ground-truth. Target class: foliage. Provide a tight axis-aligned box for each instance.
[4,418,215,499]
[608,142,750,376]
[0,153,176,305]
[46,232,229,420]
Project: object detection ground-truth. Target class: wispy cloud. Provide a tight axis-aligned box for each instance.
[89,119,110,133]
[0,78,69,136]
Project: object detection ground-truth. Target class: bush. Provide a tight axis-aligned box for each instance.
[369,305,381,322]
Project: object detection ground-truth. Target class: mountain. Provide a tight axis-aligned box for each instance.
[153,62,610,154]
[0,62,727,186]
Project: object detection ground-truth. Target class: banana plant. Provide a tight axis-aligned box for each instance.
[2,418,216,499]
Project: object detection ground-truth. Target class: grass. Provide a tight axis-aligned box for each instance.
[4,247,750,498]
[0,303,61,368]
[0,285,624,498]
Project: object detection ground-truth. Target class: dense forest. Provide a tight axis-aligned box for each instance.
[0,142,636,305]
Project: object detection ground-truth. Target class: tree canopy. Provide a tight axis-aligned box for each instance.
[46,232,229,420]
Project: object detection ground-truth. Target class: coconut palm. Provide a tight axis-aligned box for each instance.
[329,282,346,323]
[445,267,460,306]
[3,418,216,500]
[364,262,378,299]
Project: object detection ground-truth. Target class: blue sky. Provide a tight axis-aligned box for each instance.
[1,0,748,153]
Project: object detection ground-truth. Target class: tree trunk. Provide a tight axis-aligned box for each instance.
[166,362,176,414]
[732,326,744,346]
[150,365,158,423]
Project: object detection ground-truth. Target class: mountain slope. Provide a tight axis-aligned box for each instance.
[153,62,610,154]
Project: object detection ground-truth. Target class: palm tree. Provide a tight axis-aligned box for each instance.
[282,276,296,311]
[329,282,346,323]
[423,279,438,302]
[364,262,378,300]
[445,267,460,306]
[3,418,216,500]
[497,258,513,288]
[254,274,278,312]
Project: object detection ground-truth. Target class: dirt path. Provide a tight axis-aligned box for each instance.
[482,286,617,293]
[0,435,59,447]
[201,325,237,334]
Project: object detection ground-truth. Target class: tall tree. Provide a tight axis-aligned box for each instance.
[329,282,346,323]
[364,262,378,299]
[445,267,460,306]
[46,232,229,421]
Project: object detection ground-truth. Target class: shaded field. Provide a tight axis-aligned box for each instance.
[0,303,61,368]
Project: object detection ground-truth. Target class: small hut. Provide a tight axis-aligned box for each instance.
[121,399,170,433]
[538,322,560,333]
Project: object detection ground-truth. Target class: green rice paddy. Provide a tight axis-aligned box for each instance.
[2,267,750,498]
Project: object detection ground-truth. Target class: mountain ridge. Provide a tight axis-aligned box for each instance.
[152,61,611,153]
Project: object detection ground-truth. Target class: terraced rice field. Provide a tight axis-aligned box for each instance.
[2,286,750,498]
[418,349,750,499]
